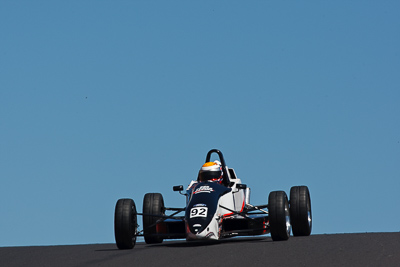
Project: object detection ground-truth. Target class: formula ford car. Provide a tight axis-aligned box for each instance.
[114,149,312,249]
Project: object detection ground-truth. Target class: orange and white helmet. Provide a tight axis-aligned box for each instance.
[198,161,223,182]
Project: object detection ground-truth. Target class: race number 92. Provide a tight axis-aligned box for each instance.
[190,207,208,218]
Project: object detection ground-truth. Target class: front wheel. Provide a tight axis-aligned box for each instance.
[268,191,291,241]
[290,186,312,236]
[114,198,137,249]
[143,193,165,244]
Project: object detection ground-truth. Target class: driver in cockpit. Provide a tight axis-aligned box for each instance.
[197,161,224,184]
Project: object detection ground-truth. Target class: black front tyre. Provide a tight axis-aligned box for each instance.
[143,193,165,244]
[290,186,312,236]
[268,191,291,241]
[114,198,137,249]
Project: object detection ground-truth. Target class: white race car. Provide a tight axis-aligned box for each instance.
[114,149,312,249]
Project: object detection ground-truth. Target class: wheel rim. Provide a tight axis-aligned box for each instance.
[131,205,137,244]
[307,193,312,229]
[285,201,291,235]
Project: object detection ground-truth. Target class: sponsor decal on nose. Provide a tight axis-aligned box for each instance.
[194,185,214,194]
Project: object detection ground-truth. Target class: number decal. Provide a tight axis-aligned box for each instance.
[191,208,198,217]
[199,208,206,216]
[190,207,208,218]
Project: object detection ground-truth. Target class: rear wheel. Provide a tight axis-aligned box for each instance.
[143,193,165,244]
[114,198,137,249]
[268,191,290,241]
[290,186,312,236]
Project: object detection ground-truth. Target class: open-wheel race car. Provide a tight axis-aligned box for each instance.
[114,149,312,249]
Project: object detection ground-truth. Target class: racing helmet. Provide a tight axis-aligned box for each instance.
[198,161,223,182]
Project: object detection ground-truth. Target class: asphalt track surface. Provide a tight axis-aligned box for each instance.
[1,233,399,267]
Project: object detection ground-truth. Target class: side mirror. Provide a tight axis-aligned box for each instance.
[173,185,184,192]
[237,184,247,189]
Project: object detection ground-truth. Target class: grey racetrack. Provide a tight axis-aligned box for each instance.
[1,233,399,267]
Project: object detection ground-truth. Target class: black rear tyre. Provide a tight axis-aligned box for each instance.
[290,186,312,236]
[143,193,165,244]
[268,191,291,241]
[114,198,137,249]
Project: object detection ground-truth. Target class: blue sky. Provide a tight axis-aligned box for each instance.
[1,1,399,247]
